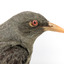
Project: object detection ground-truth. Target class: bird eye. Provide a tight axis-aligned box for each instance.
[32,20,38,26]
[29,20,38,27]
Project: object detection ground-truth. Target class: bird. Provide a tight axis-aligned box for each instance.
[0,11,64,64]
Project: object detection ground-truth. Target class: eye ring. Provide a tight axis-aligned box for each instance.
[29,20,38,27]
[32,20,38,26]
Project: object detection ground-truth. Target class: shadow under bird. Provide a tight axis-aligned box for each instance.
[0,11,64,64]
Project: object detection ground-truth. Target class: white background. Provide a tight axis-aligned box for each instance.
[0,0,64,64]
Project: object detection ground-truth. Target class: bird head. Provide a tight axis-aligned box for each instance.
[16,11,64,40]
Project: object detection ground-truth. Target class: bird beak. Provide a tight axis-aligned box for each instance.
[43,22,64,33]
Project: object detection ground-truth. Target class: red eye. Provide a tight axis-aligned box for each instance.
[32,20,38,26]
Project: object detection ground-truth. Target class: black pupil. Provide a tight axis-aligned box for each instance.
[34,21,36,24]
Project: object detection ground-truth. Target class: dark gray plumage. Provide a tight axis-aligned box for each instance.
[0,11,64,64]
